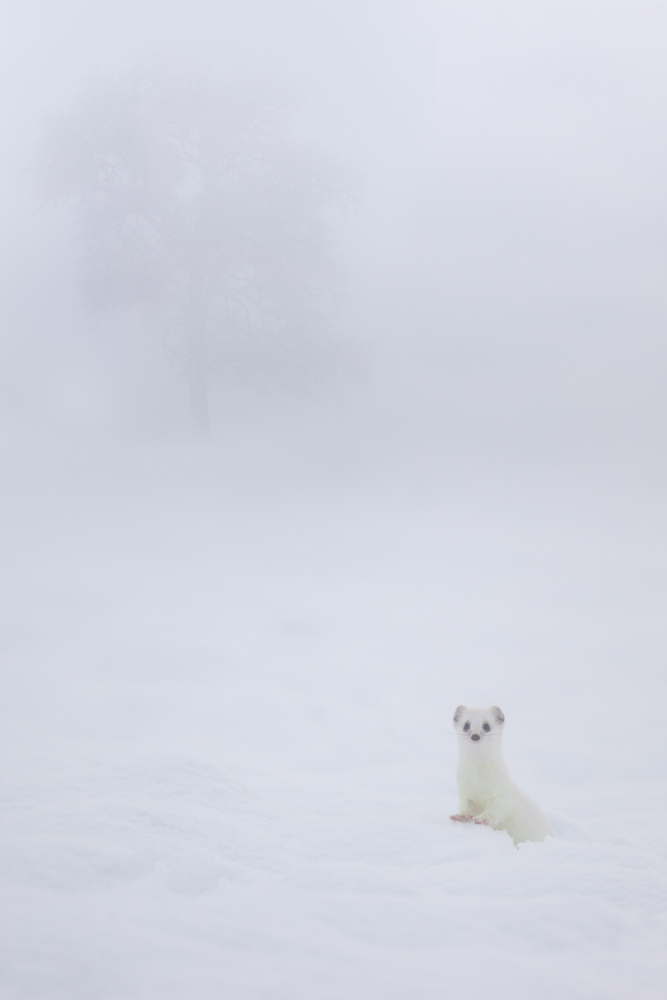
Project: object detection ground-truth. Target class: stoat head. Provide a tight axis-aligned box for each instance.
[453,705,505,745]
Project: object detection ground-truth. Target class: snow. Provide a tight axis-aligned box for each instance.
[1,433,666,999]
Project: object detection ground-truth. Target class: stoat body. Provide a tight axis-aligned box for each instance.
[451,705,553,845]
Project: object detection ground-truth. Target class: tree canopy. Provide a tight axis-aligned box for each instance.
[36,65,360,433]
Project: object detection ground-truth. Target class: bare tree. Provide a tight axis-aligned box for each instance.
[36,65,360,435]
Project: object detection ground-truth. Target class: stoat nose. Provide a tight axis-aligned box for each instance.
[471,733,481,742]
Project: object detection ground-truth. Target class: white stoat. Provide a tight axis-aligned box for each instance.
[451,705,553,845]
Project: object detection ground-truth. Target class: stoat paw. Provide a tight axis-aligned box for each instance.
[450,814,474,823]
[473,817,491,826]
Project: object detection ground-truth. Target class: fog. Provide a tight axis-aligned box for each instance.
[1,4,667,998]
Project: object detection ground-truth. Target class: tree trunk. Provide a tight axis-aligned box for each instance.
[187,327,209,437]
[186,273,210,438]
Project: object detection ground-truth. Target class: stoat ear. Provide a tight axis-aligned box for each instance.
[453,705,466,724]
[491,706,505,725]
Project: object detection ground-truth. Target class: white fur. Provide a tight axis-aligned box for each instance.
[451,705,553,845]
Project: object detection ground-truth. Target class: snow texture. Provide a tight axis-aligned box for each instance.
[1,438,666,999]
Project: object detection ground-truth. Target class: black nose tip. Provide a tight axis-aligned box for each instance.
[471,734,481,741]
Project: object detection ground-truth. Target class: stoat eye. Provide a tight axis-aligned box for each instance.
[463,722,470,732]
[483,723,491,732]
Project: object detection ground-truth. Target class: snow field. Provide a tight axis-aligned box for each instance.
[1,439,666,998]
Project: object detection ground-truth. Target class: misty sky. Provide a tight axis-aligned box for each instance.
[1,1,666,478]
